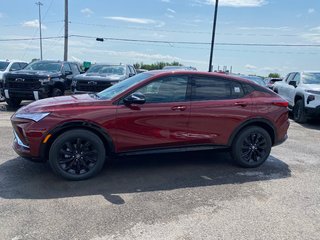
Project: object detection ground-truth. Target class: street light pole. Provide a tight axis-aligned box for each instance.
[208,0,219,72]
[35,1,43,60]
[64,0,68,61]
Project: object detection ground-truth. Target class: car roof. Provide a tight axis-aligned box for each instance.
[145,70,255,84]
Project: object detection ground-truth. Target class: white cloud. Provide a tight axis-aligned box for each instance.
[308,8,315,14]
[167,8,176,13]
[302,26,320,43]
[245,64,257,70]
[238,26,290,31]
[22,19,47,29]
[81,8,94,17]
[105,16,157,24]
[195,0,267,7]
[165,14,174,18]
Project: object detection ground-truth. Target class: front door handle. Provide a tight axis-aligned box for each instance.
[171,105,187,111]
[234,102,248,107]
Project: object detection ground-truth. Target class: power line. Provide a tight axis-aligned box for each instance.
[1,34,320,48]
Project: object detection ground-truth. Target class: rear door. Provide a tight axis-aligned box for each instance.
[114,75,191,152]
[188,76,253,146]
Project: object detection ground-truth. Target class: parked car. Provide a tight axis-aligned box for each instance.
[71,64,136,94]
[0,60,28,101]
[265,78,282,90]
[11,70,289,180]
[273,71,320,123]
[162,66,197,71]
[1,60,81,107]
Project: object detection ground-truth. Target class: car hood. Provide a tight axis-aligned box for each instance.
[6,70,61,78]
[16,94,110,113]
[302,84,320,91]
[74,73,126,81]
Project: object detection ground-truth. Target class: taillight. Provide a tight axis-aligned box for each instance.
[272,101,289,107]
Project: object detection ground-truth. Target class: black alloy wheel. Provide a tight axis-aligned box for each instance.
[232,126,271,168]
[49,129,106,180]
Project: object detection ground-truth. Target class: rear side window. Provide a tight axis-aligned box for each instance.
[192,77,244,101]
[70,63,80,74]
[63,63,71,72]
[10,63,21,71]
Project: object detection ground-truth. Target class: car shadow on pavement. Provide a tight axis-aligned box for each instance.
[297,119,320,130]
[0,151,291,204]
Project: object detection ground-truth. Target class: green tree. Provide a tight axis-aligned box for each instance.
[268,73,281,78]
[133,61,183,70]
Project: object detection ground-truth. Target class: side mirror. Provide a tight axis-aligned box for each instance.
[123,92,146,105]
[288,81,297,88]
[129,73,135,77]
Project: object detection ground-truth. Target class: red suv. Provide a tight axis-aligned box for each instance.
[11,71,289,180]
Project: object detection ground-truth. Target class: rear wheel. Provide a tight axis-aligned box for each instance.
[232,126,271,168]
[5,98,22,108]
[49,129,106,180]
[293,99,307,123]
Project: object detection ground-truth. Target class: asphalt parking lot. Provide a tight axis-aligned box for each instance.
[0,102,320,240]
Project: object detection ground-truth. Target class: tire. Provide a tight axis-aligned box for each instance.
[5,98,22,108]
[51,88,64,97]
[293,99,307,123]
[49,129,106,180]
[232,126,272,168]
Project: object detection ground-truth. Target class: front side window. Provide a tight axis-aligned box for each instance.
[192,77,241,101]
[134,76,188,103]
[286,73,296,83]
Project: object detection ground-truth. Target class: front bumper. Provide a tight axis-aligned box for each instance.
[305,106,320,117]
[3,86,50,100]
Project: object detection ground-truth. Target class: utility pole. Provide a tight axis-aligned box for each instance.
[35,1,43,60]
[208,0,219,72]
[64,0,68,61]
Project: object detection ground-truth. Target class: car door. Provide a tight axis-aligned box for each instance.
[188,76,253,146]
[279,73,296,102]
[114,75,191,152]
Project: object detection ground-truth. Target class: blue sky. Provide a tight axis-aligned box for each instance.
[0,0,319,76]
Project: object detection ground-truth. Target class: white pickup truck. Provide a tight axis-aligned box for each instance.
[273,71,320,123]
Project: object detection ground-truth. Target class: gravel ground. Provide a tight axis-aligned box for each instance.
[0,102,320,240]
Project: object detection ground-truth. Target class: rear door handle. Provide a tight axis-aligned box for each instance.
[234,102,248,107]
[171,105,187,111]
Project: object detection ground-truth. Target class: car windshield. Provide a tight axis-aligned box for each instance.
[87,65,126,75]
[24,61,62,72]
[0,61,10,71]
[97,72,151,100]
[302,73,320,84]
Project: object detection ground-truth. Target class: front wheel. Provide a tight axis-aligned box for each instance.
[293,99,307,123]
[232,126,272,168]
[5,98,22,108]
[49,129,106,180]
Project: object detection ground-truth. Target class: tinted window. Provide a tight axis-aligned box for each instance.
[10,63,21,71]
[63,63,71,72]
[192,77,241,101]
[24,61,62,72]
[0,61,10,71]
[19,62,28,69]
[293,73,301,85]
[70,63,80,74]
[135,76,188,103]
[129,66,136,75]
[286,73,296,83]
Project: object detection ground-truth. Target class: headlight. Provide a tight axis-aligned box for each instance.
[15,112,50,122]
[39,77,51,85]
[305,90,320,95]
